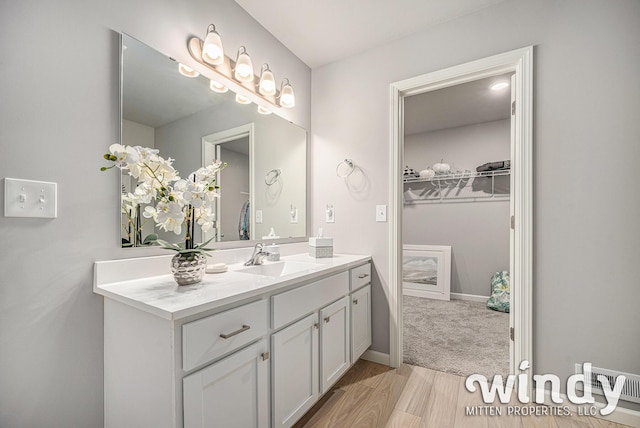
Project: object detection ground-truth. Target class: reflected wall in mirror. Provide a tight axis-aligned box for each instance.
[120,33,307,248]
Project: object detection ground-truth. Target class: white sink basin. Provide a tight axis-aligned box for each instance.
[238,261,319,278]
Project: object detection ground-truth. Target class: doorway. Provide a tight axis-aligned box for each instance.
[402,72,513,377]
[389,47,533,379]
[202,123,255,243]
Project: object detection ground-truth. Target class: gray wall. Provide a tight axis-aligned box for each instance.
[311,0,640,407]
[403,120,510,297]
[0,0,310,427]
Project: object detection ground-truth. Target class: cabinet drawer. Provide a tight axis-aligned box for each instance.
[271,271,349,330]
[350,263,371,291]
[183,300,267,372]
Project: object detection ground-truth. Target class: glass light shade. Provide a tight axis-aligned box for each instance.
[258,65,276,96]
[209,80,228,93]
[234,47,254,82]
[235,93,251,104]
[257,105,272,115]
[279,80,295,108]
[178,63,199,78]
[202,25,224,65]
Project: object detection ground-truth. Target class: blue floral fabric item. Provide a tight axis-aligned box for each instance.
[487,270,510,313]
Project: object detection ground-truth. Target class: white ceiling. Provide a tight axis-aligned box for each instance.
[404,72,513,135]
[233,0,506,68]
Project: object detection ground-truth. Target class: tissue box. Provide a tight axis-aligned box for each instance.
[309,237,333,258]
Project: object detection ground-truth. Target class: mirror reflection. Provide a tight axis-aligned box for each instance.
[120,34,307,247]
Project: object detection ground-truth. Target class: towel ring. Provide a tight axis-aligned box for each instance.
[265,168,281,186]
[336,159,356,178]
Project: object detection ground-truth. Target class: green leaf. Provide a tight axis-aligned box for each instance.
[156,239,181,251]
[194,236,216,249]
[143,234,158,245]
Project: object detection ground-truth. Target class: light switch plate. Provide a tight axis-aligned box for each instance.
[4,178,57,218]
[376,205,387,222]
[255,210,263,224]
[290,206,298,223]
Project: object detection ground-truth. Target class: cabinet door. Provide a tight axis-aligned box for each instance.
[320,296,351,394]
[183,341,269,428]
[272,313,319,428]
[351,284,372,362]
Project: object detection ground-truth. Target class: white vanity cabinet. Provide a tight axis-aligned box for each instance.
[320,296,351,394]
[271,313,319,428]
[351,284,372,361]
[183,340,270,428]
[96,254,371,428]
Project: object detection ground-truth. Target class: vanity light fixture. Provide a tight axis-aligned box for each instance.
[234,46,254,83]
[278,78,295,108]
[235,93,252,105]
[209,79,228,93]
[202,24,224,65]
[187,25,295,110]
[178,63,199,78]
[257,105,272,115]
[490,81,509,91]
[258,64,276,96]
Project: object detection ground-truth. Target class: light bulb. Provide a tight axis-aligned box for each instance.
[490,82,509,91]
[234,47,254,83]
[209,80,228,93]
[279,79,295,108]
[202,24,224,65]
[258,64,276,96]
[178,63,199,78]
[235,93,251,104]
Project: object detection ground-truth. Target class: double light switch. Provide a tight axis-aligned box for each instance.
[4,178,57,218]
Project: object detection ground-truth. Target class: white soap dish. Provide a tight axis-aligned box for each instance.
[206,263,228,274]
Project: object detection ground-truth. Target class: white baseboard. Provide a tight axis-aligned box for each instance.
[543,390,640,427]
[360,350,390,366]
[451,292,489,303]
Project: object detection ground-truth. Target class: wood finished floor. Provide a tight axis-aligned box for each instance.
[293,360,633,428]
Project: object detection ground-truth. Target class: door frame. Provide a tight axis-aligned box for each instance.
[202,123,255,243]
[388,47,534,376]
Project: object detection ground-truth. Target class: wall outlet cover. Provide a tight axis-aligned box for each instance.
[255,210,263,224]
[325,205,335,223]
[376,205,387,222]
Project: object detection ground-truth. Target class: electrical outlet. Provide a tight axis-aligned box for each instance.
[255,210,263,224]
[290,205,298,223]
[326,204,335,223]
[4,178,57,218]
[376,205,387,222]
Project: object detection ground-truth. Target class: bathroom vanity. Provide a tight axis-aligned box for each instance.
[94,252,372,428]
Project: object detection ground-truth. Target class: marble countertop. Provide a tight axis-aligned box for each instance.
[94,253,371,320]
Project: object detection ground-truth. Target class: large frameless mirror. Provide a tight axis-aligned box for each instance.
[120,33,307,248]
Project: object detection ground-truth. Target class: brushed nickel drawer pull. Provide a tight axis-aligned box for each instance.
[358,273,369,279]
[353,298,359,305]
[220,324,250,339]
[324,316,331,323]
[261,352,270,361]
[314,323,319,329]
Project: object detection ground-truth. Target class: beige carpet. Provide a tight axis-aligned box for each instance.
[403,296,509,378]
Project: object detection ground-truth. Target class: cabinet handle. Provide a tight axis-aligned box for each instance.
[358,273,369,279]
[219,324,251,339]
[324,316,331,323]
[353,298,359,305]
[314,323,319,329]
[261,352,270,361]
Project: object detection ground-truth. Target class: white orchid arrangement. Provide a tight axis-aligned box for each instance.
[102,144,226,254]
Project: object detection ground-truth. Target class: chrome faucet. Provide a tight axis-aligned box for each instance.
[244,243,271,266]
